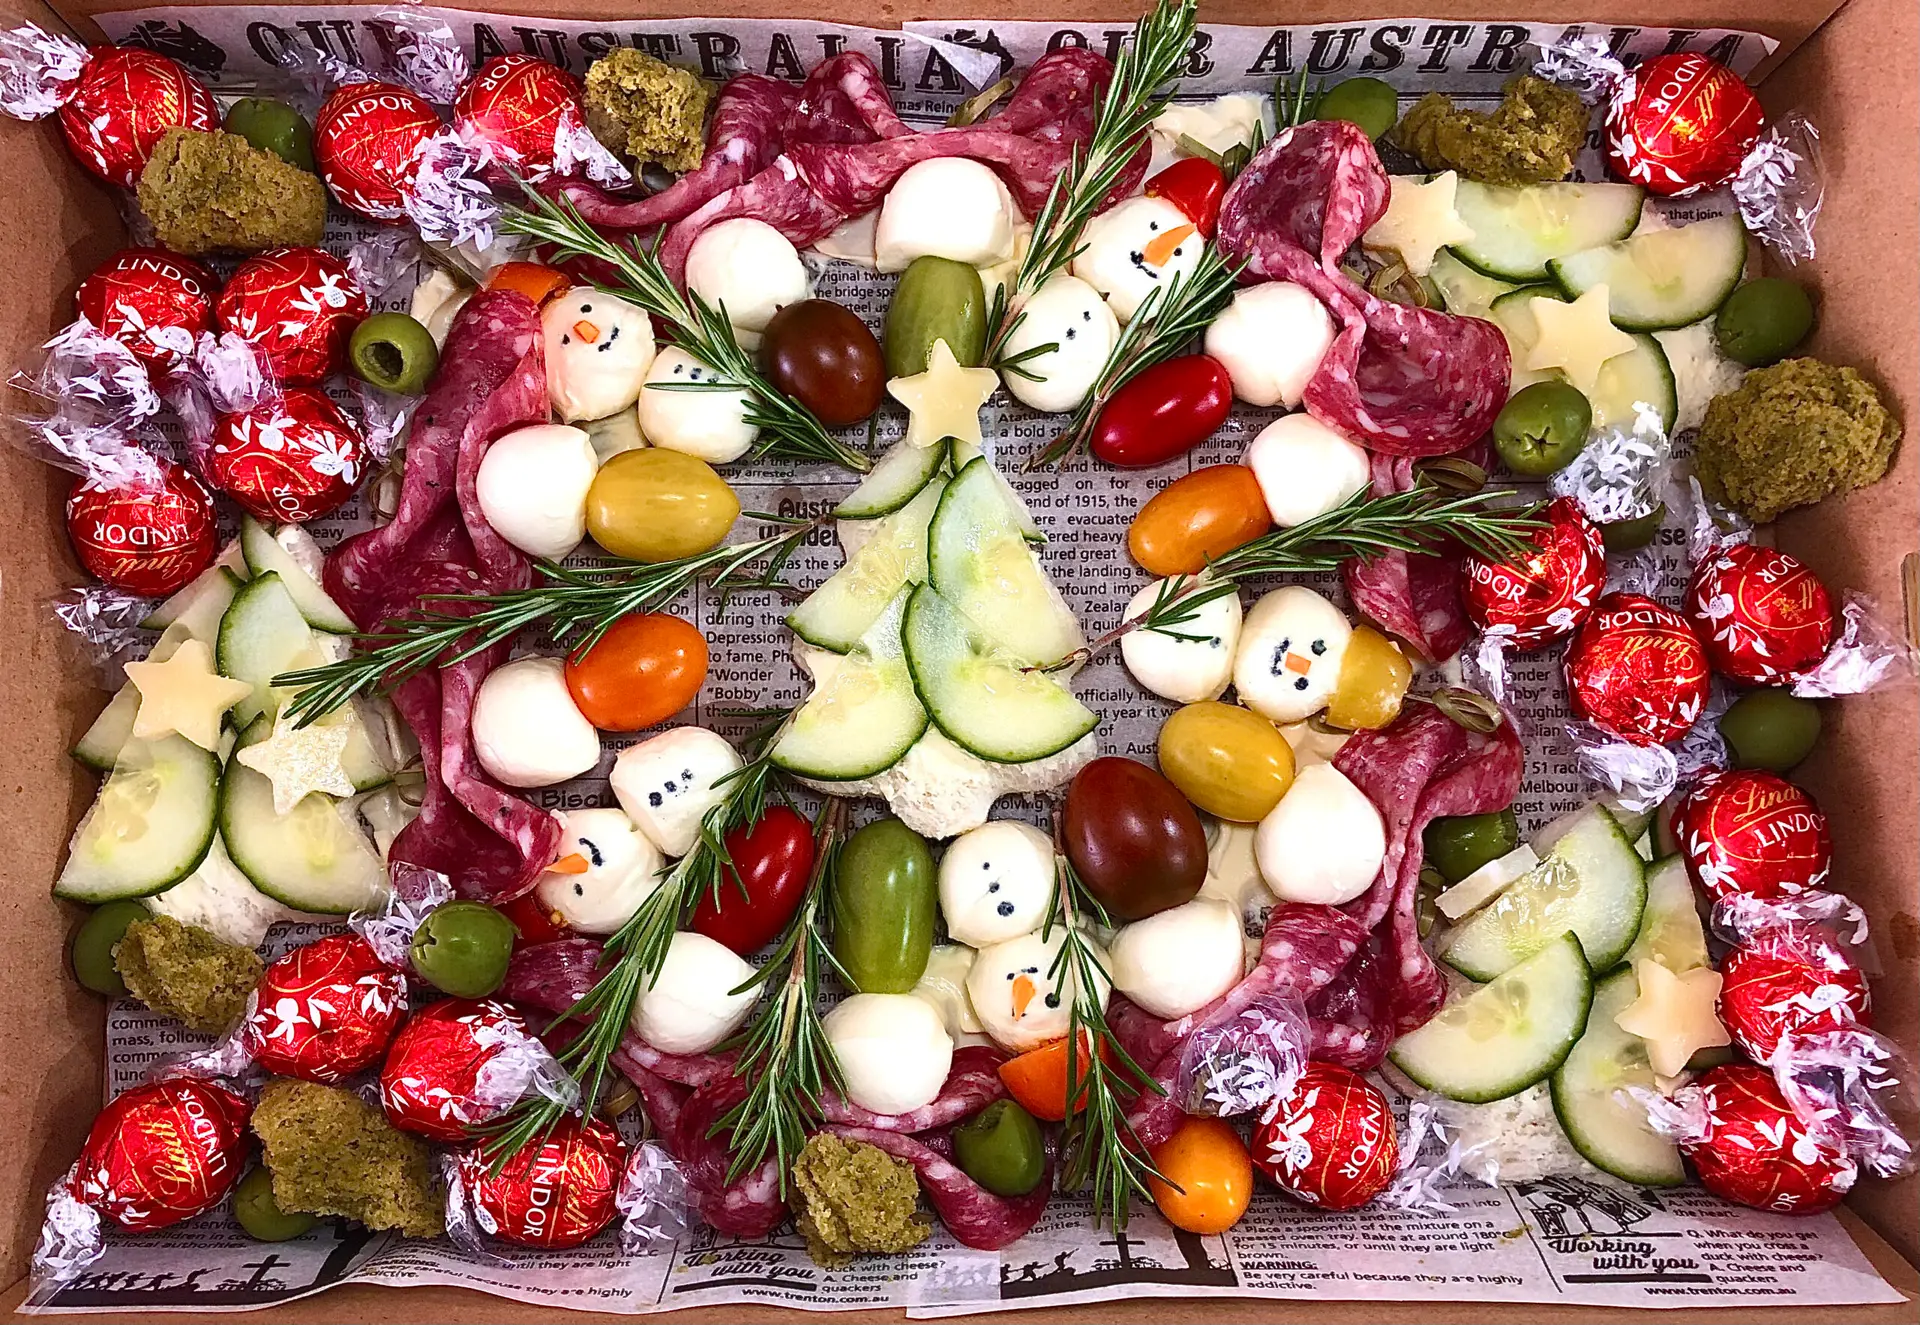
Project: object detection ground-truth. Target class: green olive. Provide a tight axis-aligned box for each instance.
[1415,866,1445,939]
[829,817,935,993]
[951,1098,1045,1197]
[223,97,316,173]
[70,900,149,997]
[350,312,440,395]
[1714,278,1814,368]
[1314,77,1399,141]
[883,256,987,379]
[409,901,515,998]
[1423,809,1520,884]
[1493,381,1592,476]
[1600,503,1667,552]
[1720,689,1822,772]
[233,1165,317,1241]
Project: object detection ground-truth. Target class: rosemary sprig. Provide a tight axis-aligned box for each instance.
[1274,69,1325,130]
[497,184,869,474]
[715,799,850,1190]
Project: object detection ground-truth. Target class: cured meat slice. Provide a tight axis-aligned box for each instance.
[788,52,910,145]
[785,126,1071,218]
[819,1045,1008,1132]
[825,1126,1051,1251]
[1343,454,1472,664]
[988,49,1112,144]
[659,155,850,283]
[1216,119,1386,297]
[620,1060,787,1238]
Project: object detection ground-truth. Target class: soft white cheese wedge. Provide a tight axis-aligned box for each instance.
[1108,898,1246,1018]
[146,835,306,948]
[913,943,988,1041]
[1204,282,1336,409]
[475,424,599,560]
[637,347,758,464]
[1119,579,1242,704]
[535,806,664,934]
[544,287,656,423]
[629,931,758,1054]
[610,726,743,858]
[968,927,1110,1053]
[1244,413,1371,528]
[471,657,601,789]
[874,158,1018,273]
[685,217,813,349]
[939,820,1056,947]
[1255,763,1386,906]
[1234,586,1352,724]
[824,992,955,1115]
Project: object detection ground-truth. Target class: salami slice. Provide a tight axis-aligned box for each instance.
[788,52,911,145]
[1343,455,1472,664]
[825,1126,1051,1251]
[659,155,850,283]
[819,1045,1008,1132]
[785,126,1072,218]
[987,49,1112,144]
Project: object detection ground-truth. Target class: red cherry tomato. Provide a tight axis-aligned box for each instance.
[1089,354,1233,469]
[563,612,708,732]
[1145,157,1228,237]
[497,893,571,951]
[689,805,816,955]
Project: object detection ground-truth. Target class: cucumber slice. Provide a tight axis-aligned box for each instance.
[215,537,249,578]
[1490,287,1677,436]
[240,518,357,633]
[928,457,1081,666]
[1622,856,1709,974]
[1547,213,1748,331]
[1442,803,1646,981]
[1429,249,1517,319]
[772,589,928,780]
[54,735,220,902]
[71,624,197,772]
[141,565,244,639]
[788,477,946,653]
[1392,932,1593,1103]
[836,437,948,519]
[1449,181,1646,283]
[1550,967,1686,1186]
[902,583,1097,764]
[219,760,388,913]
[217,573,316,728]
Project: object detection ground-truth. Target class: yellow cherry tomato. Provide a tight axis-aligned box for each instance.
[1148,1115,1253,1234]
[1127,465,1272,578]
[585,449,739,563]
[1324,625,1414,730]
[1157,700,1295,823]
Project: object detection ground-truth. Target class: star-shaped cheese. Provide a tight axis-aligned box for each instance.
[235,708,356,814]
[1362,172,1477,277]
[886,338,999,454]
[1525,285,1639,397]
[124,638,252,752]
[1614,959,1732,1079]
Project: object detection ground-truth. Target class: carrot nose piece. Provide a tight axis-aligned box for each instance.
[1284,652,1313,676]
[1142,223,1196,268]
[572,320,601,344]
[549,852,591,874]
[1011,974,1038,1019]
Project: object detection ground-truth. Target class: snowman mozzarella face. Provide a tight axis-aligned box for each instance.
[967,928,1110,1053]
[1071,196,1204,324]
[1000,274,1119,413]
[609,726,744,857]
[637,347,759,465]
[1233,586,1352,723]
[1120,579,1242,704]
[1203,282,1336,409]
[535,807,663,934]
[544,288,656,423]
[938,820,1056,948]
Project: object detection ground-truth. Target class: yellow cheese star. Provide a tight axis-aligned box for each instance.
[235,708,357,814]
[1525,285,1639,397]
[1614,959,1732,1079]
[1362,171,1477,277]
[124,638,252,752]
[886,338,999,454]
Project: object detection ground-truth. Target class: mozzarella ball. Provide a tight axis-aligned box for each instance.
[474,424,599,560]
[536,807,663,934]
[1108,898,1246,1019]
[630,930,758,1054]
[637,347,758,464]
[967,928,1110,1054]
[1000,274,1119,413]
[1120,579,1242,704]
[610,726,744,857]
[1203,282,1336,408]
[1070,195,1205,324]
[939,820,1056,948]
[874,158,1017,274]
[684,218,813,349]
[1244,413,1371,528]
[823,993,955,1116]
[544,288,656,423]
[1234,586,1352,723]
[470,657,600,788]
[1254,763,1386,906]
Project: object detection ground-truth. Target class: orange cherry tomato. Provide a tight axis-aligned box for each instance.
[997,1032,1110,1122]
[1128,464,1273,577]
[1148,1116,1253,1234]
[486,261,572,306]
[562,612,708,732]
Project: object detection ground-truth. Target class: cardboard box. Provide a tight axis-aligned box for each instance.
[0,0,1914,1317]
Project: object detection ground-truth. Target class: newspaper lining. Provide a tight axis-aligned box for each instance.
[38,8,1905,1314]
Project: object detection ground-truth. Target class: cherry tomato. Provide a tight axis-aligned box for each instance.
[1324,624,1413,731]
[485,261,571,305]
[1128,464,1272,577]
[563,612,708,732]
[497,893,571,950]
[1157,700,1295,823]
[689,805,816,955]
[1148,1116,1253,1234]
[758,298,885,426]
[1089,354,1233,469]
[1145,157,1228,237]
[996,1031,1108,1122]
[1062,757,1207,922]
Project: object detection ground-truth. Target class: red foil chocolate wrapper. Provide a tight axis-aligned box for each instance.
[314,80,442,222]
[1719,925,1872,1062]
[1676,768,1834,901]
[1604,52,1766,196]
[74,248,217,374]
[1564,591,1711,746]
[1686,542,1837,685]
[69,1078,252,1230]
[1461,496,1606,651]
[1680,1064,1854,1214]
[56,46,218,188]
[65,459,217,597]
[454,54,581,181]
[454,1115,628,1248]
[1252,1062,1397,1211]
[216,247,369,388]
[381,998,547,1143]
[209,386,368,523]
[245,933,407,1083]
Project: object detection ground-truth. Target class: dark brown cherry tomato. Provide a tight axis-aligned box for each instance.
[1089,354,1233,469]
[1062,757,1207,922]
[757,298,885,426]
[1145,157,1228,237]
[689,805,817,955]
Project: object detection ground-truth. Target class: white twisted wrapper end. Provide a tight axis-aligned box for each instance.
[1681,475,1753,566]
[0,22,87,120]
[470,1018,582,1120]
[11,318,167,487]
[1173,991,1310,1122]
[1791,594,1918,699]
[554,107,631,188]
[616,1142,690,1255]
[351,864,455,969]
[346,229,423,299]
[1626,1082,1714,1147]
[1555,400,1671,530]
[1378,1099,1499,1214]
[1564,721,1678,813]
[1711,889,1871,949]
[369,4,469,104]
[1530,32,1626,104]
[1733,113,1825,266]
[1462,628,1516,707]
[407,126,500,251]
[148,989,265,1088]
[26,1165,102,1310]
[1771,1028,1917,1180]
[52,585,154,675]
[440,1151,512,1263]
